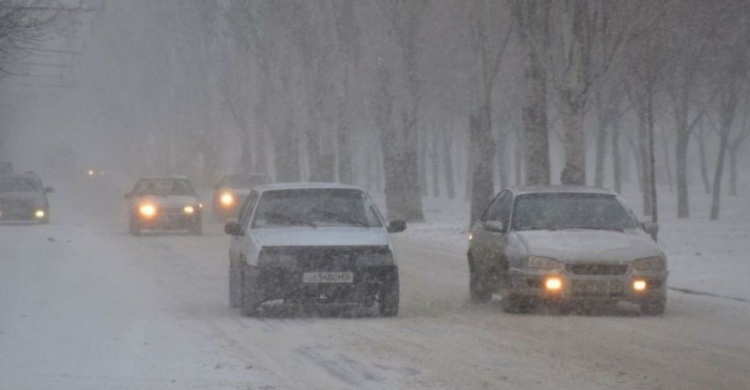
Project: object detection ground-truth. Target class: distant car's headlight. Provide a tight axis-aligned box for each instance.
[220,192,235,207]
[633,256,666,271]
[525,256,560,270]
[139,204,157,218]
[183,206,196,215]
[35,210,45,219]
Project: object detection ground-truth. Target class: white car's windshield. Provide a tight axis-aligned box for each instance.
[252,189,383,229]
[512,193,639,231]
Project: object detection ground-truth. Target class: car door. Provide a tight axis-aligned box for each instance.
[475,190,514,277]
[471,191,508,269]
[230,190,259,264]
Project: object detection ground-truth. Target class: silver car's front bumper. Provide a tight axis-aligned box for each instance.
[509,267,667,304]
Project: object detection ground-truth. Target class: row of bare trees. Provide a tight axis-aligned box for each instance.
[80,0,750,222]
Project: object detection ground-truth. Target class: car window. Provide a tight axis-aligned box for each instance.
[238,191,260,229]
[0,177,40,192]
[251,188,383,229]
[483,191,507,222]
[134,179,196,196]
[512,193,640,231]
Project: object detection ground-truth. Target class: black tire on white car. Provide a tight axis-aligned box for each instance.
[379,272,400,317]
[229,258,242,308]
[240,264,262,317]
[641,298,666,316]
[469,268,492,303]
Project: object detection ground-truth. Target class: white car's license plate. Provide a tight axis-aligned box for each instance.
[303,272,354,284]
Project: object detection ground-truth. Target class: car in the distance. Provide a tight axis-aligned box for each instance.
[212,173,271,221]
[125,177,203,236]
[468,186,667,315]
[0,173,53,224]
[225,183,406,317]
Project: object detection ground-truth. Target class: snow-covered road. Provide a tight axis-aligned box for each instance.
[1,181,749,389]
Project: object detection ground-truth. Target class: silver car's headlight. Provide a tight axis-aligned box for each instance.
[525,256,560,270]
[633,256,666,271]
[357,251,394,267]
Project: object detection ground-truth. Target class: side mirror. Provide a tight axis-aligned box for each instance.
[483,220,505,233]
[124,193,132,200]
[225,221,244,236]
[387,220,407,233]
[44,187,54,193]
[642,221,659,236]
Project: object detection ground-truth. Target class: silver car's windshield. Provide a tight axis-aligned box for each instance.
[0,177,40,193]
[252,189,383,229]
[512,193,639,231]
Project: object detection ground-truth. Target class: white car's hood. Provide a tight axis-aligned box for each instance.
[253,227,389,248]
[135,195,199,208]
[514,229,661,263]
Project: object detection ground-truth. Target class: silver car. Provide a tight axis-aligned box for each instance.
[0,173,53,224]
[468,186,667,315]
[225,183,406,317]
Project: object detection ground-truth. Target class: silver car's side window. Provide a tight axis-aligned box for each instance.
[483,191,507,223]
[239,191,259,229]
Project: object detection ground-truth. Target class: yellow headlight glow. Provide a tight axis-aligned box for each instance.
[184,206,195,215]
[139,204,157,218]
[35,210,45,219]
[633,279,648,292]
[88,170,95,177]
[220,192,235,207]
[545,277,563,292]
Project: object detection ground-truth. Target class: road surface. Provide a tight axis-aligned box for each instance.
[1,180,749,389]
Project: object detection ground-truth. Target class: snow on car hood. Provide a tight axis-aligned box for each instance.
[135,195,199,207]
[253,227,389,248]
[513,229,661,263]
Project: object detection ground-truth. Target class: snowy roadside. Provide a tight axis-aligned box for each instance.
[399,186,750,302]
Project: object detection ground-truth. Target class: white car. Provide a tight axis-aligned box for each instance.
[125,177,203,236]
[225,183,406,317]
[468,186,667,315]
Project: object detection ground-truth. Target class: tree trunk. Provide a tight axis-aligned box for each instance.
[697,134,711,194]
[496,129,509,189]
[661,129,673,193]
[675,131,690,218]
[431,131,441,198]
[402,110,425,221]
[275,121,301,182]
[728,143,739,196]
[469,107,496,225]
[710,130,731,220]
[611,118,622,194]
[518,0,550,185]
[337,108,353,184]
[419,131,428,197]
[638,109,652,216]
[594,93,608,188]
[561,98,586,185]
[441,127,456,199]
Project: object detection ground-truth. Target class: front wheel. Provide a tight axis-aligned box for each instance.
[379,271,400,317]
[129,217,141,236]
[502,293,534,314]
[241,265,262,317]
[641,298,666,316]
[229,258,242,308]
[189,217,202,236]
[469,267,492,303]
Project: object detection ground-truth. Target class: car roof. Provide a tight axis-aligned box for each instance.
[254,182,366,193]
[509,185,617,196]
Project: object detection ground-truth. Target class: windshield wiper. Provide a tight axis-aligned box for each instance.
[263,212,317,228]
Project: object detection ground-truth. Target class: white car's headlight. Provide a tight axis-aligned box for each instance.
[526,256,560,270]
[633,256,666,271]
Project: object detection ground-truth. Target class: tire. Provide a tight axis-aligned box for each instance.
[240,264,262,317]
[641,298,666,316]
[229,258,242,308]
[129,217,141,236]
[502,293,534,314]
[379,271,400,317]
[189,220,202,236]
[468,255,493,303]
